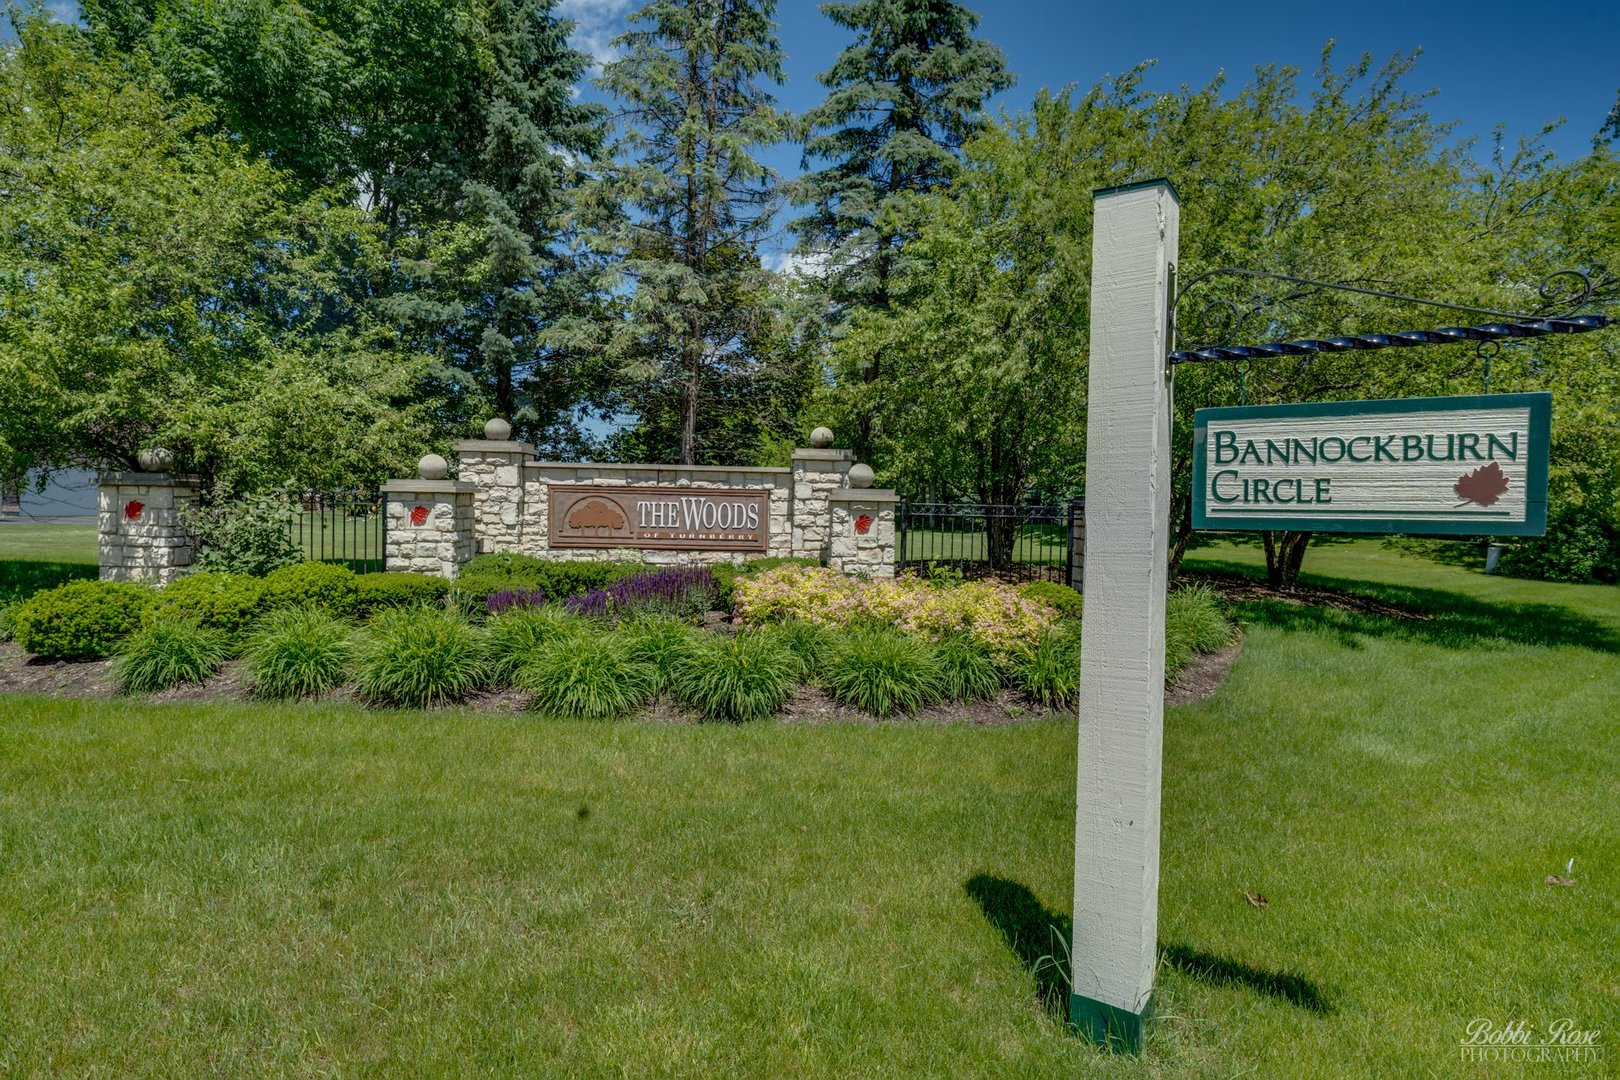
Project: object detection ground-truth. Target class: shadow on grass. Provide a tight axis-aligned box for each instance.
[1188,560,1620,655]
[964,874,1072,1018]
[1160,944,1331,1015]
[0,560,98,605]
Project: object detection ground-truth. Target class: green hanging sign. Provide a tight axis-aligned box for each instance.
[1192,392,1551,536]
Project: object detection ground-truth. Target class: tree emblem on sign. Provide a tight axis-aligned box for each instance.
[123,500,144,521]
[410,505,430,526]
[854,514,873,535]
[1454,461,1510,507]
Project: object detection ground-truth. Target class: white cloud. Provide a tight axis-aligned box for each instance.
[764,250,830,280]
[557,0,632,73]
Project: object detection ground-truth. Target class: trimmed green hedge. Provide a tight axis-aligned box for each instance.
[12,580,156,660]
[262,563,361,617]
[356,571,451,615]
[153,572,266,638]
[453,553,650,612]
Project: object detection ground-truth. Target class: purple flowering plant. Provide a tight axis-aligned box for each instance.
[563,566,717,622]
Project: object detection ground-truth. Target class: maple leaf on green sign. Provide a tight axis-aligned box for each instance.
[1454,461,1510,507]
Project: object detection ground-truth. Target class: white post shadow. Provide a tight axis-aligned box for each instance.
[1071,179,1179,1052]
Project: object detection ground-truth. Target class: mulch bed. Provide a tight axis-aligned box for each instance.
[1193,571,1431,621]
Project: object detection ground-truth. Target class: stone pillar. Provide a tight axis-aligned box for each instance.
[790,429,854,562]
[454,419,534,556]
[381,455,476,578]
[98,471,200,585]
[826,489,898,578]
[1069,498,1086,591]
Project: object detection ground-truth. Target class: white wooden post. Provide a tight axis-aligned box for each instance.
[1071,179,1179,1052]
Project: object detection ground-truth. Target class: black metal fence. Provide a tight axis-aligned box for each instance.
[288,489,386,574]
[898,500,1078,585]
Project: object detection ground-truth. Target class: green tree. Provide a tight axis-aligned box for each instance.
[597,0,792,465]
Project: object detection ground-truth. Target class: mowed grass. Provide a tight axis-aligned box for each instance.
[1,544,1617,1076]
[0,524,98,603]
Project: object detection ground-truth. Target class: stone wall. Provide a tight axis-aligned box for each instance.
[380,479,477,578]
[790,448,853,562]
[98,472,199,585]
[827,490,898,578]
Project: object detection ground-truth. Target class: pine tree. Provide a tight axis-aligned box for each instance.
[598,0,791,465]
[795,0,1013,315]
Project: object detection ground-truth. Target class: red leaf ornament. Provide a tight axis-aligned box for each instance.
[1454,461,1509,508]
[854,514,873,535]
[124,500,144,521]
[410,505,430,526]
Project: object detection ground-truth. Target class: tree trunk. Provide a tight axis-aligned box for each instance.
[1263,530,1312,587]
[1167,491,1193,579]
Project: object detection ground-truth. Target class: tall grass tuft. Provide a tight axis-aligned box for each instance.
[758,619,828,680]
[933,632,1002,702]
[245,607,355,701]
[353,608,488,707]
[486,606,588,688]
[672,631,799,723]
[823,626,944,717]
[112,618,228,694]
[1013,627,1081,709]
[1166,583,1235,674]
[617,615,699,692]
[521,630,657,719]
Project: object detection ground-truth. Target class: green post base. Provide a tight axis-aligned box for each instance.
[1069,992,1153,1054]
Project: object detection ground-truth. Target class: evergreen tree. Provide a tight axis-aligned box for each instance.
[597,0,791,465]
[795,0,1013,315]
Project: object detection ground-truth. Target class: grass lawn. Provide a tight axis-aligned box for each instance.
[900,526,1068,566]
[0,524,98,604]
[1,542,1616,1076]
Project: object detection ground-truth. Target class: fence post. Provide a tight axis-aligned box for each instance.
[897,496,908,572]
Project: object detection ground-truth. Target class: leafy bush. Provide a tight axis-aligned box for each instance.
[11,580,156,660]
[356,571,451,615]
[154,572,266,638]
[0,602,16,642]
[713,556,823,611]
[1017,581,1083,621]
[1165,584,1234,674]
[112,618,227,694]
[823,626,944,717]
[261,562,361,617]
[353,608,487,707]
[617,615,699,692]
[179,487,302,576]
[453,553,650,611]
[1013,627,1081,709]
[933,633,1003,702]
[1497,507,1619,584]
[564,566,716,621]
[486,606,589,688]
[759,619,829,680]
[672,631,799,722]
[245,607,355,700]
[732,566,1055,658]
[521,630,657,720]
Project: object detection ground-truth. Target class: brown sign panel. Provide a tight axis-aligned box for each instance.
[548,485,769,551]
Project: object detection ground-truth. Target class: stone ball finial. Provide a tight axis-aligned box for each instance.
[848,462,875,489]
[484,417,512,441]
[137,447,174,473]
[809,426,834,449]
[418,453,450,481]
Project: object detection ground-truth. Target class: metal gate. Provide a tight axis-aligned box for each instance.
[897,500,1079,585]
[288,489,386,574]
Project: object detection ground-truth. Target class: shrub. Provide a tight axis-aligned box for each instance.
[112,619,227,694]
[617,615,699,692]
[0,602,16,642]
[1165,584,1234,674]
[823,626,944,717]
[453,554,650,611]
[933,633,1003,702]
[732,566,1055,658]
[1013,629,1080,709]
[1017,581,1084,621]
[179,486,302,577]
[520,630,657,720]
[356,571,451,615]
[486,606,589,688]
[564,566,716,622]
[154,572,266,638]
[672,631,798,722]
[713,556,823,611]
[759,619,829,680]
[245,607,355,700]
[353,608,487,707]
[11,580,156,660]
[261,562,361,618]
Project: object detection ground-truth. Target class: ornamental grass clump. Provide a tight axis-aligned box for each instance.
[823,626,944,718]
[353,608,488,707]
[1013,627,1081,709]
[520,630,657,720]
[933,632,1003,702]
[112,618,228,694]
[244,607,355,701]
[1166,584,1235,674]
[672,631,798,723]
[486,606,588,688]
[617,614,699,692]
[759,619,829,680]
